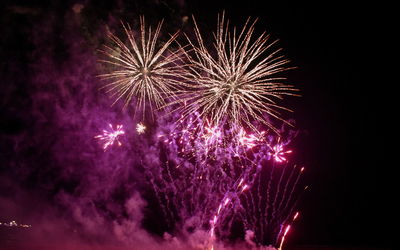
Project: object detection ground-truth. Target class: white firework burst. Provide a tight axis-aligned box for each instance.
[99,17,185,116]
[174,13,299,134]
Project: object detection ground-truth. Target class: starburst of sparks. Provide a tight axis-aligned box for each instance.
[172,12,299,134]
[94,123,125,150]
[136,122,146,134]
[268,139,292,163]
[99,17,185,115]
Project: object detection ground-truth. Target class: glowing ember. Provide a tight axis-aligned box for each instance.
[293,211,299,220]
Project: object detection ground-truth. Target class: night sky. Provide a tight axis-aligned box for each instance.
[0,0,393,249]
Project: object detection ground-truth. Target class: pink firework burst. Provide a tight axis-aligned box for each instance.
[268,139,292,163]
[94,124,125,150]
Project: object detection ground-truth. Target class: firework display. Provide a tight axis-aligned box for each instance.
[95,123,125,150]
[95,13,305,250]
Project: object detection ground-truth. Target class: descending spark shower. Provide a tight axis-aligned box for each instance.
[97,13,305,250]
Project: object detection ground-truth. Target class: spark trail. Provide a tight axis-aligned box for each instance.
[136,122,146,134]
